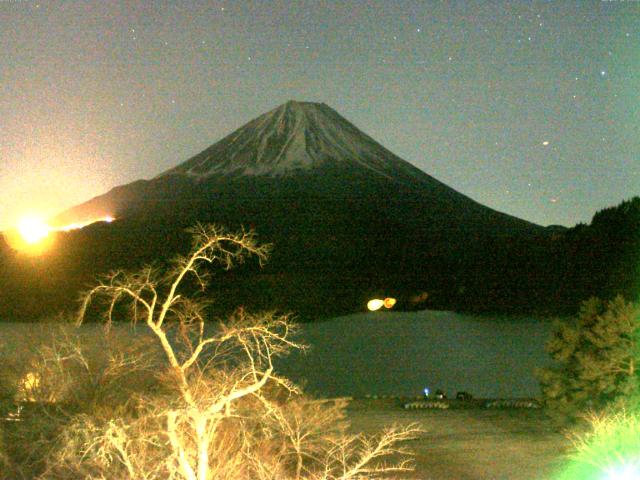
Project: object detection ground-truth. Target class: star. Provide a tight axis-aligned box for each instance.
[600,70,607,76]
[542,141,550,146]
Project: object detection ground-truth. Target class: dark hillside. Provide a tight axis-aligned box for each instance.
[551,196,640,307]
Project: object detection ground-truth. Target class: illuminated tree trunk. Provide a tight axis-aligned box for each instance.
[195,417,209,480]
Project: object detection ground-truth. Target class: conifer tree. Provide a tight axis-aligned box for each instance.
[537,295,640,424]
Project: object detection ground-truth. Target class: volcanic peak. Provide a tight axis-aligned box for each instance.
[158,100,420,181]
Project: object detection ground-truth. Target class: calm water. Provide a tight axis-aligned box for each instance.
[274,310,555,399]
[0,310,556,399]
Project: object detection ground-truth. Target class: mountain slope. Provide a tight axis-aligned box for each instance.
[55,101,539,235]
[159,100,441,181]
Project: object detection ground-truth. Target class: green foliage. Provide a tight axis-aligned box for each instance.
[537,296,640,424]
[556,410,640,480]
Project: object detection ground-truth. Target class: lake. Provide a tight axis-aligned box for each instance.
[0,309,556,399]
[275,310,556,399]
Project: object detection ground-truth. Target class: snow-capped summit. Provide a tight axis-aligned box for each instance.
[158,100,426,182]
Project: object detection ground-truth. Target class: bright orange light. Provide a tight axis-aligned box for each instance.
[4,213,116,256]
[3,215,54,255]
[17,216,51,244]
[367,299,384,311]
[383,297,397,309]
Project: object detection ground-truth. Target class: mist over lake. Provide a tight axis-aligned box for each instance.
[274,310,556,399]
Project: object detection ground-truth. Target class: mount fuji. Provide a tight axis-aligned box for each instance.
[56,101,539,235]
[5,101,557,320]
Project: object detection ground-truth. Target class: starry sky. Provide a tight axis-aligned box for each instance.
[1,0,638,230]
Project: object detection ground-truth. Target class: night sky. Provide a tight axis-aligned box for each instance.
[1,0,638,230]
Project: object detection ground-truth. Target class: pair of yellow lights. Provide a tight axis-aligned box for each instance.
[366,298,396,311]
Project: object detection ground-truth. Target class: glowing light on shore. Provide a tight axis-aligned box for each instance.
[367,297,397,312]
[367,299,384,311]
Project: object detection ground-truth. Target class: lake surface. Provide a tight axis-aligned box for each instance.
[274,310,555,399]
[0,310,556,399]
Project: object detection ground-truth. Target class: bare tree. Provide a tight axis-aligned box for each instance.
[67,223,420,479]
